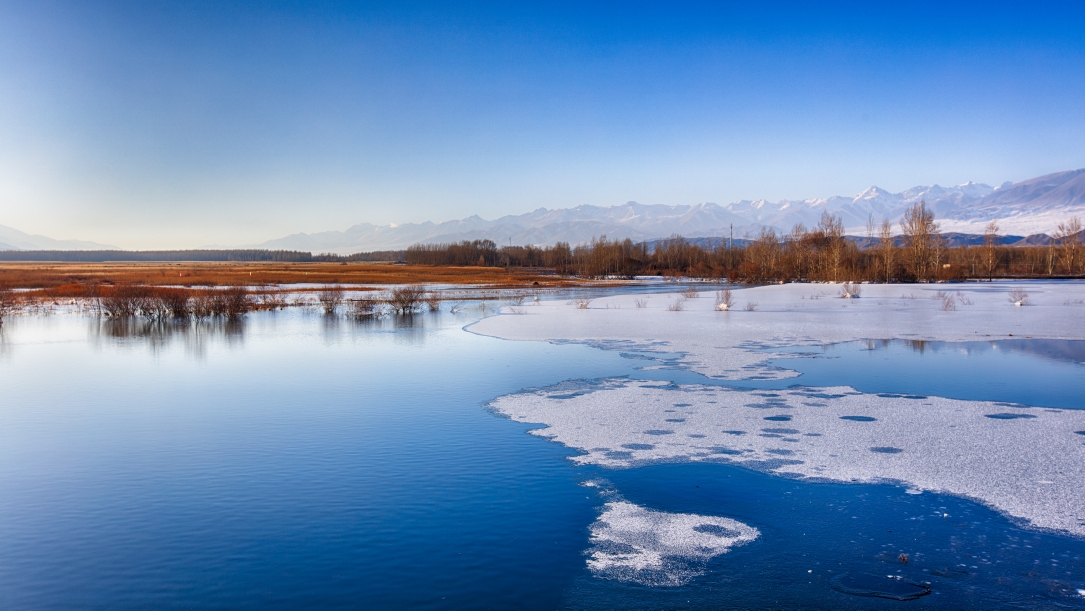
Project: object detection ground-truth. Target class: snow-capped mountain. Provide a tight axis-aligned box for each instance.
[258,168,1085,254]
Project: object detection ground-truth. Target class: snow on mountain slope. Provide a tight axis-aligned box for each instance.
[259,168,1085,254]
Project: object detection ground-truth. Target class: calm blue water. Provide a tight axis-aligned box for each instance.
[1,309,1083,609]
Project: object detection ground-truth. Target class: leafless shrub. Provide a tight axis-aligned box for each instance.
[424,292,442,311]
[1065,298,1084,305]
[260,292,287,310]
[388,285,425,314]
[667,297,686,311]
[679,286,698,299]
[0,285,16,324]
[223,287,252,317]
[633,297,649,309]
[101,284,153,317]
[157,288,191,318]
[839,283,861,298]
[509,292,525,306]
[744,301,757,311]
[715,289,733,311]
[191,292,215,319]
[937,291,956,311]
[318,285,344,315]
[901,293,916,300]
[954,290,973,306]
[575,298,592,309]
[351,297,380,318]
[1008,288,1029,306]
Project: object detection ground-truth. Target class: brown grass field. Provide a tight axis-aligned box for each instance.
[0,262,590,297]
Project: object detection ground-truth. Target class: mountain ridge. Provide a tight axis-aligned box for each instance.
[256,168,1085,254]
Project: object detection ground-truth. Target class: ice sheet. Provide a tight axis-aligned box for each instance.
[475,282,1085,536]
[471,281,1085,380]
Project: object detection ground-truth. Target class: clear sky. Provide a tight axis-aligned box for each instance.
[1,1,1084,249]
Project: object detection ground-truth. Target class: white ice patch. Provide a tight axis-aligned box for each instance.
[491,380,1085,537]
[586,500,759,586]
[474,281,1085,381]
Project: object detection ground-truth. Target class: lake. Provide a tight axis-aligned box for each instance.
[1,299,1084,609]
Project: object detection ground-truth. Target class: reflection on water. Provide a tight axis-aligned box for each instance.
[858,337,1085,365]
[772,338,1085,409]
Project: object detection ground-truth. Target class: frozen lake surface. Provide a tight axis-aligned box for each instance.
[2,281,1085,609]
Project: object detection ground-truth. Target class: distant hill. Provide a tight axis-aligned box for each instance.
[256,169,1085,254]
[0,224,115,251]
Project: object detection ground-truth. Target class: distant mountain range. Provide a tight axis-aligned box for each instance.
[0,224,115,251]
[2,168,1083,254]
[256,168,1085,254]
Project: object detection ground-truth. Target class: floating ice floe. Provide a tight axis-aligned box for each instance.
[491,378,1085,536]
[586,499,759,586]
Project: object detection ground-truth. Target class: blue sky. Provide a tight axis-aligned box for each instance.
[1,1,1084,248]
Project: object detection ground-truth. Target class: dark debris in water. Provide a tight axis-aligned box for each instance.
[840,415,877,422]
[763,415,792,422]
[830,572,931,601]
[870,447,904,454]
[643,429,675,435]
[984,413,1037,420]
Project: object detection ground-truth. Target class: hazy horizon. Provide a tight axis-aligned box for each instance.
[2,2,1084,249]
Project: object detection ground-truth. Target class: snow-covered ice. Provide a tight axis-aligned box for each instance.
[491,379,1085,536]
[473,282,1085,536]
[586,499,759,586]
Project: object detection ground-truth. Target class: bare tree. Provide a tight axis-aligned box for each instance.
[982,220,1000,281]
[878,219,895,283]
[818,212,845,282]
[1055,216,1082,275]
[900,201,938,282]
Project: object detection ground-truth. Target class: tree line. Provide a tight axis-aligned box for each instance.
[407,203,1084,282]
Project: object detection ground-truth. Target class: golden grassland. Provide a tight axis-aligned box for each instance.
[0,262,590,296]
